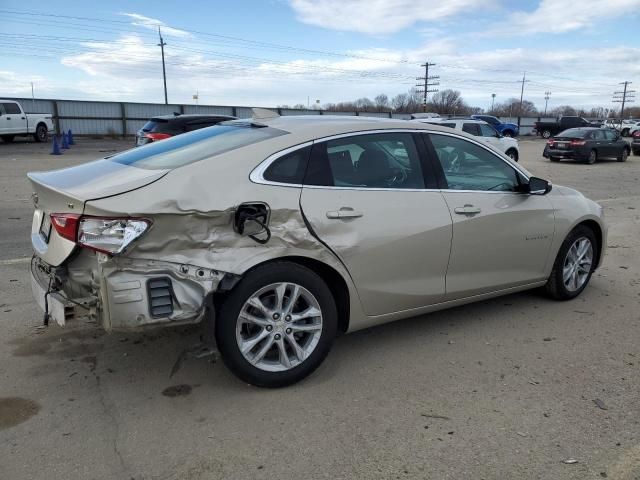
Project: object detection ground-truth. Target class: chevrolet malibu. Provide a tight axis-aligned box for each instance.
[29,113,606,387]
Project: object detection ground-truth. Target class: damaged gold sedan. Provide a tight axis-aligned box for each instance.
[29,111,606,387]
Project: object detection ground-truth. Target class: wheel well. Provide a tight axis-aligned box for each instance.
[503,129,514,135]
[217,256,351,333]
[577,220,603,267]
[36,122,47,129]
[505,147,518,158]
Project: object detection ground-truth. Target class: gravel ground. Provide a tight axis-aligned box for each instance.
[0,136,639,480]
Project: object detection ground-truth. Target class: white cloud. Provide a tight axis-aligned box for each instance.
[120,13,191,37]
[288,0,489,34]
[498,0,640,35]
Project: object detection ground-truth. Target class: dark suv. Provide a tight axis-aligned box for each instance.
[632,129,640,156]
[136,114,236,146]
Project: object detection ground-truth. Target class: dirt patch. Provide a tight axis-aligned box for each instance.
[0,397,41,430]
[162,384,193,397]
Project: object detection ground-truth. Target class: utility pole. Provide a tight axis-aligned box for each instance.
[158,27,168,105]
[490,93,496,113]
[416,61,439,113]
[544,91,551,115]
[517,71,530,125]
[612,81,635,120]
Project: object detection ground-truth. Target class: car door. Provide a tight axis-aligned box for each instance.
[424,132,556,300]
[299,131,452,316]
[602,129,622,156]
[1,102,26,134]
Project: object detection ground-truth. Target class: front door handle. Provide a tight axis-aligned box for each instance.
[326,207,364,219]
[454,204,481,215]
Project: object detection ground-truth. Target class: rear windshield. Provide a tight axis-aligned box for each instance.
[557,128,587,138]
[110,124,287,170]
[141,119,169,132]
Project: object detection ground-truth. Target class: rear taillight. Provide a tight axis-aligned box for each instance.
[547,139,554,145]
[145,132,172,141]
[78,217,151,255]
[633,131,640,138]
[50,214,151,254]
[50,213,80,242]
[570,140,586,146]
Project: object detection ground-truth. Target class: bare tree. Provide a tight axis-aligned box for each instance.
[429,89,466,114]
[392,93,409,112]
[374,93,390,112]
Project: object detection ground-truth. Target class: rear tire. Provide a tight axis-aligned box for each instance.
[1,135,15,143]
[633,149,640,156]
[542,130,552,139]
[503,130,514,138]
[216,262,337,388]
[506,148,518,162]
[586,149,597,164]
[621,128,630,137]
[34,124,48,143]
[617,148,629,162]
[545,225,597,300]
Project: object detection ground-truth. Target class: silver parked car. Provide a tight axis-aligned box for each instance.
[29,112,606,387]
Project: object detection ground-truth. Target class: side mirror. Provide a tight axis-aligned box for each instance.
[527,176,551,195]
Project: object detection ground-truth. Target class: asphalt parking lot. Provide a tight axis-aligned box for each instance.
[1,136,639,480]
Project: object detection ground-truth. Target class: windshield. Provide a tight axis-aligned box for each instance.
[110,124,287,170]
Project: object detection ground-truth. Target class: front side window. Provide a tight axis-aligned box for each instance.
[428,134,521,192]
[2,103,21,114]
[305,132,425,189]
[479,123,499,137]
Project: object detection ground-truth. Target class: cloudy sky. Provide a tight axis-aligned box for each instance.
[1,0,639,111]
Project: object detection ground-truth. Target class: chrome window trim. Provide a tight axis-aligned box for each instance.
[249,128,530,192]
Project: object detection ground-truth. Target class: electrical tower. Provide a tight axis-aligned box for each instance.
[517,72,530,125]
[158,27,168,105]
[544,91,551,115]
[416,62,439,112]
[612,81,635,119]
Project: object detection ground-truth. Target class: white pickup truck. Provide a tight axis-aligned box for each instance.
[0,100,55,143]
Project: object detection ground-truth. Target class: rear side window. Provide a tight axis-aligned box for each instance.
[462,123,481,136]
[558,129,586,138]
[305,132,426,189]
[263,146,311,184]
[2,102,21,114]
[141,119,174,133]
[111,125,287,170]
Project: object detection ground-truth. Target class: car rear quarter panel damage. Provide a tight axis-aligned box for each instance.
[83,141,365,331]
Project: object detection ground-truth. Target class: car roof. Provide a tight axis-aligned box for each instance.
[250,115,469,141]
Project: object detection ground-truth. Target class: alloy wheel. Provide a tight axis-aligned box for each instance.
[235,282,323,372]
[562,237,593,292]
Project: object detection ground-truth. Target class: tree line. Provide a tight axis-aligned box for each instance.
[279,88,640,118]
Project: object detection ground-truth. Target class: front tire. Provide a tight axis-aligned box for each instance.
[216,262,337,387]
[545,225,597,300]
[542,130,552,139]
[34,124,48,143]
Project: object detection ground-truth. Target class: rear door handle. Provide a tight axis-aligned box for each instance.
[454,204,481,215]
[326,208,364,219]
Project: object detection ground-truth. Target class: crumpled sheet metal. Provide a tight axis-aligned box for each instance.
[83,143,366,330]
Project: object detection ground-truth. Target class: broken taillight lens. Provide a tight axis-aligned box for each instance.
[78,217,151,255]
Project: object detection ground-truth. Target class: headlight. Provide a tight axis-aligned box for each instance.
[78,217,151,254]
